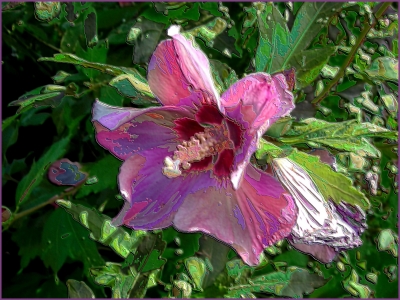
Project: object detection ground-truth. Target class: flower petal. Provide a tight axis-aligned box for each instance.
[221,73,294,134]
[148,26,220,109]
[272,158,363,253]
[93,100,193,160]
[173,164,297,266]
[221,73,294,189]
[113,147,219,230]
[287,238,338,263]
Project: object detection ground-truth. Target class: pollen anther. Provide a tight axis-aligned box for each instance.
[162,121,233,178]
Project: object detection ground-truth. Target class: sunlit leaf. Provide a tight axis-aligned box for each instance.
[66,279,95,298]
[279,118,398,157]
[376,229,398,257]
[256,2,343,76]
[257,140,370,209]
[8,85,66,114]
[364,57,398,82]
[109,74,155,99]
[90,263,148,298]
[342,269,371,298]
[56,200,146,259]
[184,257,207,291]
[226,259,254,283]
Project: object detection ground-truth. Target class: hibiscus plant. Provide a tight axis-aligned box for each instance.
[2,2,398,298]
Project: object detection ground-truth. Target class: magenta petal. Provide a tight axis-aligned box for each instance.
[93,100,193,160]
[113,147,219,230]
[221,73,294,134]
[220,73,294,189]
[148,26,220,109]
[168,26,220,104]
[173,164,297,266]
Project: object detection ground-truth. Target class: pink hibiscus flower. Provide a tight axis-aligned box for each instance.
[92,25,297,265]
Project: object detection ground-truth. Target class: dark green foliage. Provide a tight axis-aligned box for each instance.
[2,2,398,298]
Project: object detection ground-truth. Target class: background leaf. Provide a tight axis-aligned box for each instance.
[41,208,105,274]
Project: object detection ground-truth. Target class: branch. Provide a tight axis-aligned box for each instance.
[6,182,84,228]
[311,2,392,106]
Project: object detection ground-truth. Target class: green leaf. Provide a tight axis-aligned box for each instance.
[364,57,398,82]
[342,270,371,298]
[279,118,398,158]
[287,150,370,209]
[226,267,329,298]
[226,259,254,283]
[41,208,104,274]
[265,116,294,138]
[11,216,44,271]
[209,59,239,94]
[257,140,370,209]
[76,155,120,199]
[56,200,146,258]
[256,2,343,75]
[38,52,146,79]
[8,85,66,114]
[130,18,165,65]
[184,257,207,291]
[109,74,155,99]
[290,47,338,88]
[15,136,71,206]
[256,2,290,73]
[132,232,166,273]
[376,229,398,257]
[2,116,19,156]
[84,9,98,48]
[90,263,149,298]
[75,43,108,80]
[66,279,95,298]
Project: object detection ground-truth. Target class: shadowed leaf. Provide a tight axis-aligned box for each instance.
[56,200,146,258]
[227,267,329,298]
[41,208,104,274]
[15,136,71,205]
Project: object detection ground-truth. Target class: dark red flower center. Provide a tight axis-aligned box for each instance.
[164,105,243,179]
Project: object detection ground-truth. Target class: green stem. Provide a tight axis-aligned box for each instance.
[312,2,392,105]
[4,182,84,230]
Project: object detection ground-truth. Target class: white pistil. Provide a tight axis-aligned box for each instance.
[162,157,182,178]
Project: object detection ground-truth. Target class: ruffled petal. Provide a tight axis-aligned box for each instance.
[113,147,218,230]
[173,164,297,266]
[220,73,294,189]
[272,158,363,254]
[148,26,220,109]
[221,73,294,134]
[92,100,193,160]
